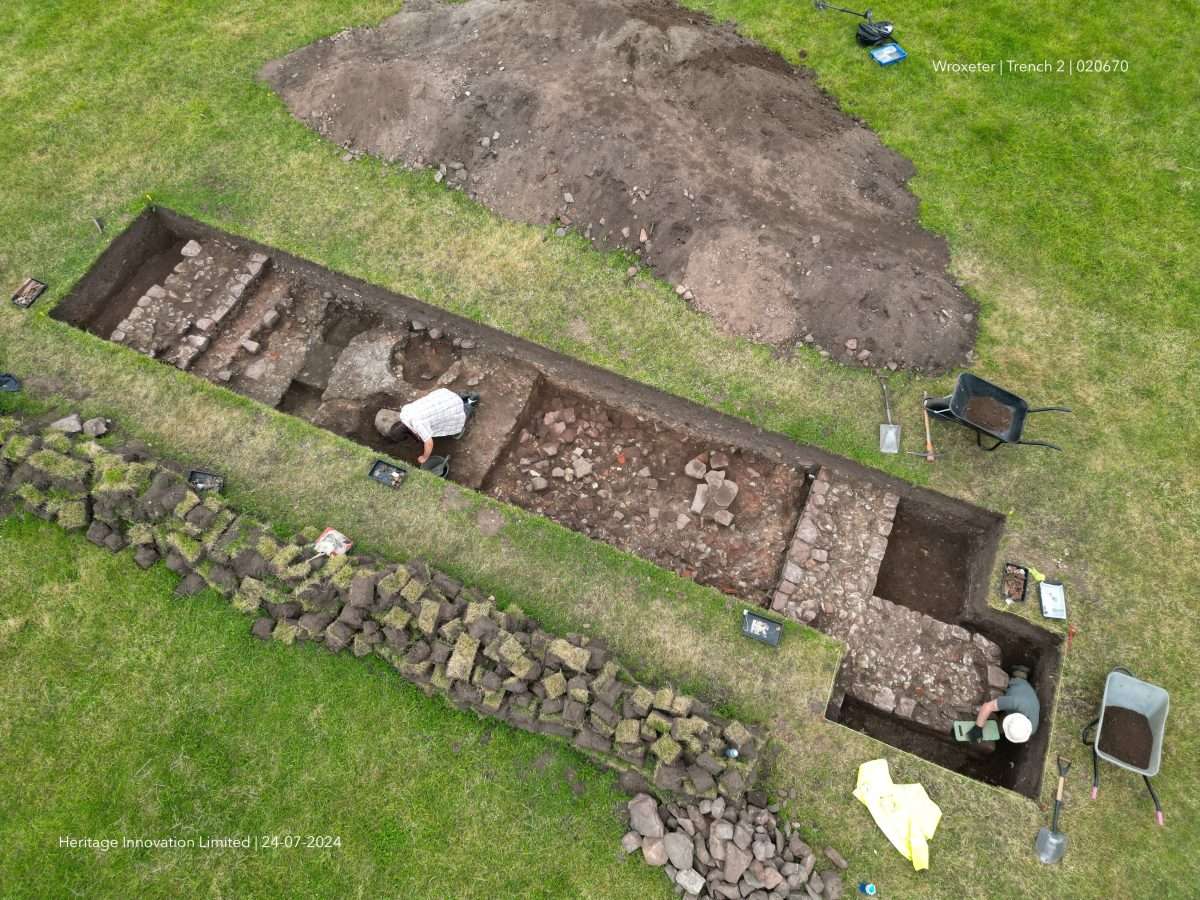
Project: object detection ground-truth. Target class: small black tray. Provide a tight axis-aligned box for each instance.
[187,469,224,493]
[369,459,408,489]
[11,277,46,309]
[1001,561,1029,603]
[742,609,783,647]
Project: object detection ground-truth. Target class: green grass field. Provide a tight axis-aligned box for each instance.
[1,1,1197,898]
[0,513,666,899]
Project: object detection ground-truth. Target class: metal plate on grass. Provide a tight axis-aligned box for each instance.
[1040,581,1067,620]
[742,609,783,647]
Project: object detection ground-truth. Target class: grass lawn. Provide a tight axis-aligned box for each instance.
[1,1,1197,898]
[0,513,666,899]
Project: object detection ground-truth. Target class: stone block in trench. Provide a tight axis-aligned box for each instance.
[322,327,409,402]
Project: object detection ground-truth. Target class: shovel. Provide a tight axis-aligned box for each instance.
[1036,756,1071,864]
[878,378,900,454]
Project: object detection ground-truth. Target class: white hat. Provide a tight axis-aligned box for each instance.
[1002,713,1033,743]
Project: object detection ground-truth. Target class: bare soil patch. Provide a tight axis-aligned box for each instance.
[1099,706,1153,770]
[964,394,1014,434]
[261,0,976,371]
[873,499,972,624]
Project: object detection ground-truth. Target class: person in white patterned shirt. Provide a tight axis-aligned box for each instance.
[393,388,478,464]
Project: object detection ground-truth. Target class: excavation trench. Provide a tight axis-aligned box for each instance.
[52,208,1058,795]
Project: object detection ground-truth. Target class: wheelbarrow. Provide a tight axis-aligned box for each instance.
[1082,667,1169,826]
[924,373,1071,451]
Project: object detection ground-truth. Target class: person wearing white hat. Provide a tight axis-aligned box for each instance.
[965,669,1040,744]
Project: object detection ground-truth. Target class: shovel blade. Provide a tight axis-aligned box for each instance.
[879,424,901,454]
[1035,827,1067,864]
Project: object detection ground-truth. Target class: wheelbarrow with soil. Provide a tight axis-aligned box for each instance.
[1082,667,1169,825]
[924,373,1071,451]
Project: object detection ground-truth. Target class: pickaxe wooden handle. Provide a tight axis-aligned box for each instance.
[921,391,935,462]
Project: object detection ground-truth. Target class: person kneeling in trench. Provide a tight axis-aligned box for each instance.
[377,388,479,464]
[967,667,1039,745]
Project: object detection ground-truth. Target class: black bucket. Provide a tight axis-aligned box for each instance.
[421,455,450,478]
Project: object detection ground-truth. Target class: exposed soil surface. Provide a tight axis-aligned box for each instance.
[964,394,1014,434]
[1099,706,1153,770]
[486,384,807,601]
[873,500,971,624]
[261,0,977,371]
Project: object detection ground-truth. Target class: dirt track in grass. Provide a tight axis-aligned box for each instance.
[261,0,976,372]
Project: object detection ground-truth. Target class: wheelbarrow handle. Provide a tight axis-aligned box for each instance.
[1017,439,1063,451]
[1145,776,1164,826]
[1026,406,1072,414]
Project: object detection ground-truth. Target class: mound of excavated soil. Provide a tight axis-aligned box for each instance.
[262,0,976,371]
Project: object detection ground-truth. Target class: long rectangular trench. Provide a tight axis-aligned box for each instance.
[49,207,1061,797]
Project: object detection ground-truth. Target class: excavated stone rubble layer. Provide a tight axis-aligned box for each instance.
[51,208,1059,797]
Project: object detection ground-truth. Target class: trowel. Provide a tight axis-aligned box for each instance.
[1035,756,1071,864]
[878,378,900,454]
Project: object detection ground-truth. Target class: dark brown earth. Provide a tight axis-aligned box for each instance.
[873,500,970,624]
[964,394,1014,434]
[261,0,977,372]
[834,696,1025,792]
[1099,706,1153,770]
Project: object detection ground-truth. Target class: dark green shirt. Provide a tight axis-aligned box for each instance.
[996,678,1040,733]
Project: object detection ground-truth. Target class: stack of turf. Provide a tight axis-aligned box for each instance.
[0,412,762,804]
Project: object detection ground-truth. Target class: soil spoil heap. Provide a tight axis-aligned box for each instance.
[262,0,976,371]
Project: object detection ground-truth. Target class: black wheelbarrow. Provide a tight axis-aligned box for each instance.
[924,373,1071,451]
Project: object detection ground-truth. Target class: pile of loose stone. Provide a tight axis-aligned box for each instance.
[624,793,848,900]
[0,411,763,804]
[683,451,740,528]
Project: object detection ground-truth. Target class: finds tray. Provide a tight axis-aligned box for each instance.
[11,277,47,309]
[368,459,408,489]
[870,42,906,65]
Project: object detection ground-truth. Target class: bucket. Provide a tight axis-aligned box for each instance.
[1094,670,1169,777]
[421,455,450,478]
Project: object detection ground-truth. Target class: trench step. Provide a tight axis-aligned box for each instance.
[109,239,270,371]
[772,467,1005,733]
[834,594,1004,733]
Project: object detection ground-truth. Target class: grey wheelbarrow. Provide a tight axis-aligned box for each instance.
[1081,667,1169,826]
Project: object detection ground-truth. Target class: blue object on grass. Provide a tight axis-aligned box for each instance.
[870,42,906,65]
